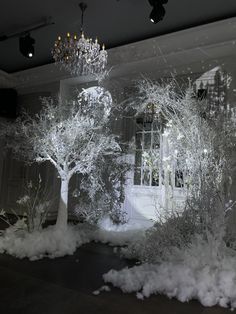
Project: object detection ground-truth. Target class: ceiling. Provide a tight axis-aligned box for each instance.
[1,0,236,74]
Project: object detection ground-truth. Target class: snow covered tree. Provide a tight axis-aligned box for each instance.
[124,75,236,261]
[103,76,236,309]
[4,86,123,231]
[103,77,236,310]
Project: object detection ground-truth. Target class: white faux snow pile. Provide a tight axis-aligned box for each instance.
[98,217,153,232]
[104,239,236,309]
[91,228,145,247]
[90,217,148,246]
[0,224,90,261]
[93,285,111,295]
[0,219,148,261]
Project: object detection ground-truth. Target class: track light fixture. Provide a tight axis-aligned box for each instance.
[19,33,35,58]
[0,18,54,59]
[148,0,168,24]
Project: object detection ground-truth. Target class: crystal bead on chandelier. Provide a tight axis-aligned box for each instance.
[52,2,108,76]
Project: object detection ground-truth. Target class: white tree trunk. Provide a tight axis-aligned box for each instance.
[56,178,69,230]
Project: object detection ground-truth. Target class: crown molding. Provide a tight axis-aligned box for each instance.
[0,69,18,88]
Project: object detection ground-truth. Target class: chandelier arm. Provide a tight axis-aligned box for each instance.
[88,54,105,63]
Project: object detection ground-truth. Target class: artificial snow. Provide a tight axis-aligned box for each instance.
[98,217,153,231]
[90,217,148,246]
[0,224,90,261]
[93,285,111,296]
[103,239,236,309]
[0,219,147,260]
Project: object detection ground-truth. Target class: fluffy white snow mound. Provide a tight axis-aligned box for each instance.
[0,224,90,261]
[0,219,146,261]
[92,228,144,247]
[104,239,236,309]
[91,217,148,246]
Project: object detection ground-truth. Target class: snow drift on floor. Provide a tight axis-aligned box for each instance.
[103,238,236,309]
[91,217,147,246]
[0,218,147,260]
[0,224,90,261]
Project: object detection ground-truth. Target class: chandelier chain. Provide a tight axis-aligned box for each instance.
[79,2,87,33]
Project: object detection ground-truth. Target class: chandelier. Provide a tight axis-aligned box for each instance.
[52,2,108,77]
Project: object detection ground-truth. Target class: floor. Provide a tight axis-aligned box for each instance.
[0,242,234,314]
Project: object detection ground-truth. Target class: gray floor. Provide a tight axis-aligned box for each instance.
[0,241,234,314]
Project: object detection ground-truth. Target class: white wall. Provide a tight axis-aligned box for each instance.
[0,82,61,216]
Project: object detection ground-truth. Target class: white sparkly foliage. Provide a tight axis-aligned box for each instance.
[3,86,123,231]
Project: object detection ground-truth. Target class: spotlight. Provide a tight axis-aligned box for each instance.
[148,0,168,24]
[19,34,35,58]
[150,4,165,23]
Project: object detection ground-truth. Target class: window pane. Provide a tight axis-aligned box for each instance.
[152,134,160,149]
[175,170,184,187]
[136,118,143,132]
[144,133,151,149]
[152,120,159,131]
[136,117,143,125]
[136,133,142,149]
[197,89,207,100]
[143,121,152,131]
[152,169,159,186]
[135,150,142,167]
[134,168,141,185]
[142,169,150,186]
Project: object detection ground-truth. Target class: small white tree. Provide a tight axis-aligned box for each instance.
[6,87,121,231]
